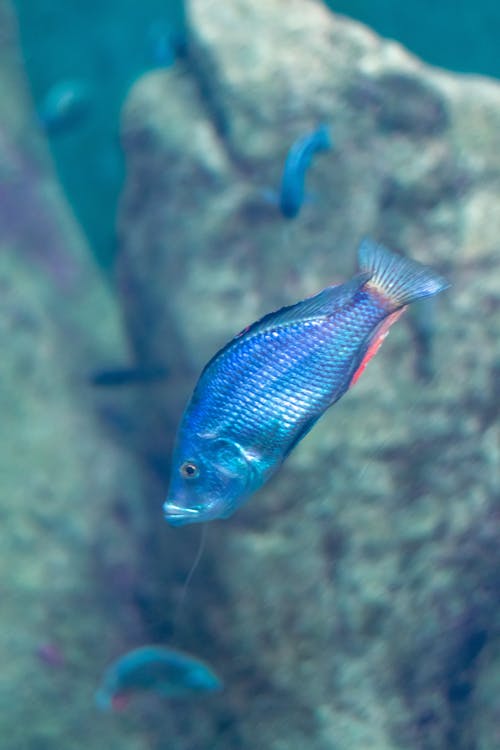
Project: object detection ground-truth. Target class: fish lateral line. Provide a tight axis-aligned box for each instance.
[229,274,371,345]
[195,275,369,387]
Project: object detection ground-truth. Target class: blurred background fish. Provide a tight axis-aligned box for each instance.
[279,124,332,218]
[147,20,186,67]
[95,645,222,711]
[89,364,169,388]
[38,78,92,134]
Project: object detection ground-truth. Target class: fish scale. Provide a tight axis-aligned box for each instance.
[202,296,385,440]
[164,240,449,525]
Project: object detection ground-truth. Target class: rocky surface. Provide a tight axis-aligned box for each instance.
[115,1,500,749]
[0,2,159,748]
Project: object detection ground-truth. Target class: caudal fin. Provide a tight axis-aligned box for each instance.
[358,239,449,308]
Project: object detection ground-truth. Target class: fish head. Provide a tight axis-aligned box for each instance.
[185,664,223,693]
[164,436,256,525]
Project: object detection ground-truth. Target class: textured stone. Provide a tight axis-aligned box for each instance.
[0,2,154,747]
[117,1,500,748]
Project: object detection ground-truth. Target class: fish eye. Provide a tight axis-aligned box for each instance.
[179,461,200,479]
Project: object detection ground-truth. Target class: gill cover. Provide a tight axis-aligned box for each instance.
[205,436,257,517]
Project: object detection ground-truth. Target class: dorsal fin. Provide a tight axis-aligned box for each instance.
[196,273,371,384]
[233,273,370,341]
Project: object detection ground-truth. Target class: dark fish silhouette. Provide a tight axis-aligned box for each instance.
[96,646,222,710]
[89,365,169,387]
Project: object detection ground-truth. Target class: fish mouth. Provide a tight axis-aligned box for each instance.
[163,502,202,526]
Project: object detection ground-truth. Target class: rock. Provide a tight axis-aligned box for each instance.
[117,0,500,748]
[465,634,500,750]
[0,2,155,747]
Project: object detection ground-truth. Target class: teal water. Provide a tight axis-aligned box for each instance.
[325,0,500,77]
[13,0,186,270]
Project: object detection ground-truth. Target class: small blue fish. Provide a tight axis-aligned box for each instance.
[147,21,178,67]
[96,646,222,710]
[38,79,91,134]
[163,240,448,526]
[279,124,332,218]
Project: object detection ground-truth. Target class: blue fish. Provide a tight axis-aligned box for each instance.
[163,241,448,526]
[38,79,91,134]
[279,124,332,218]
[95,646,222,710]
[147,21,180,68]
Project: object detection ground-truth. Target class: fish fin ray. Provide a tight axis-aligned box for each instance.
[358,239,449,308]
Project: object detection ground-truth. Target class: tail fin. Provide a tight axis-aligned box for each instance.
[358,239,449,308]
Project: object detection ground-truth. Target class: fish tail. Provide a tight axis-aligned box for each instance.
[358,239,449,308]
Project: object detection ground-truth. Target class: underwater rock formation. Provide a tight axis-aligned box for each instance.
[117,0,500,748]
[0,2,153,748]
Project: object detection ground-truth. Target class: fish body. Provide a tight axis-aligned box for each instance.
[279,124,332,218]
[96,646,222,710]
[39,79,91,134]
[164,240,448,526]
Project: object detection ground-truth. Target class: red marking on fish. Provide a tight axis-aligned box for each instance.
[349,308,406,387]
[111,693,131,712]
[235,324,252,338]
